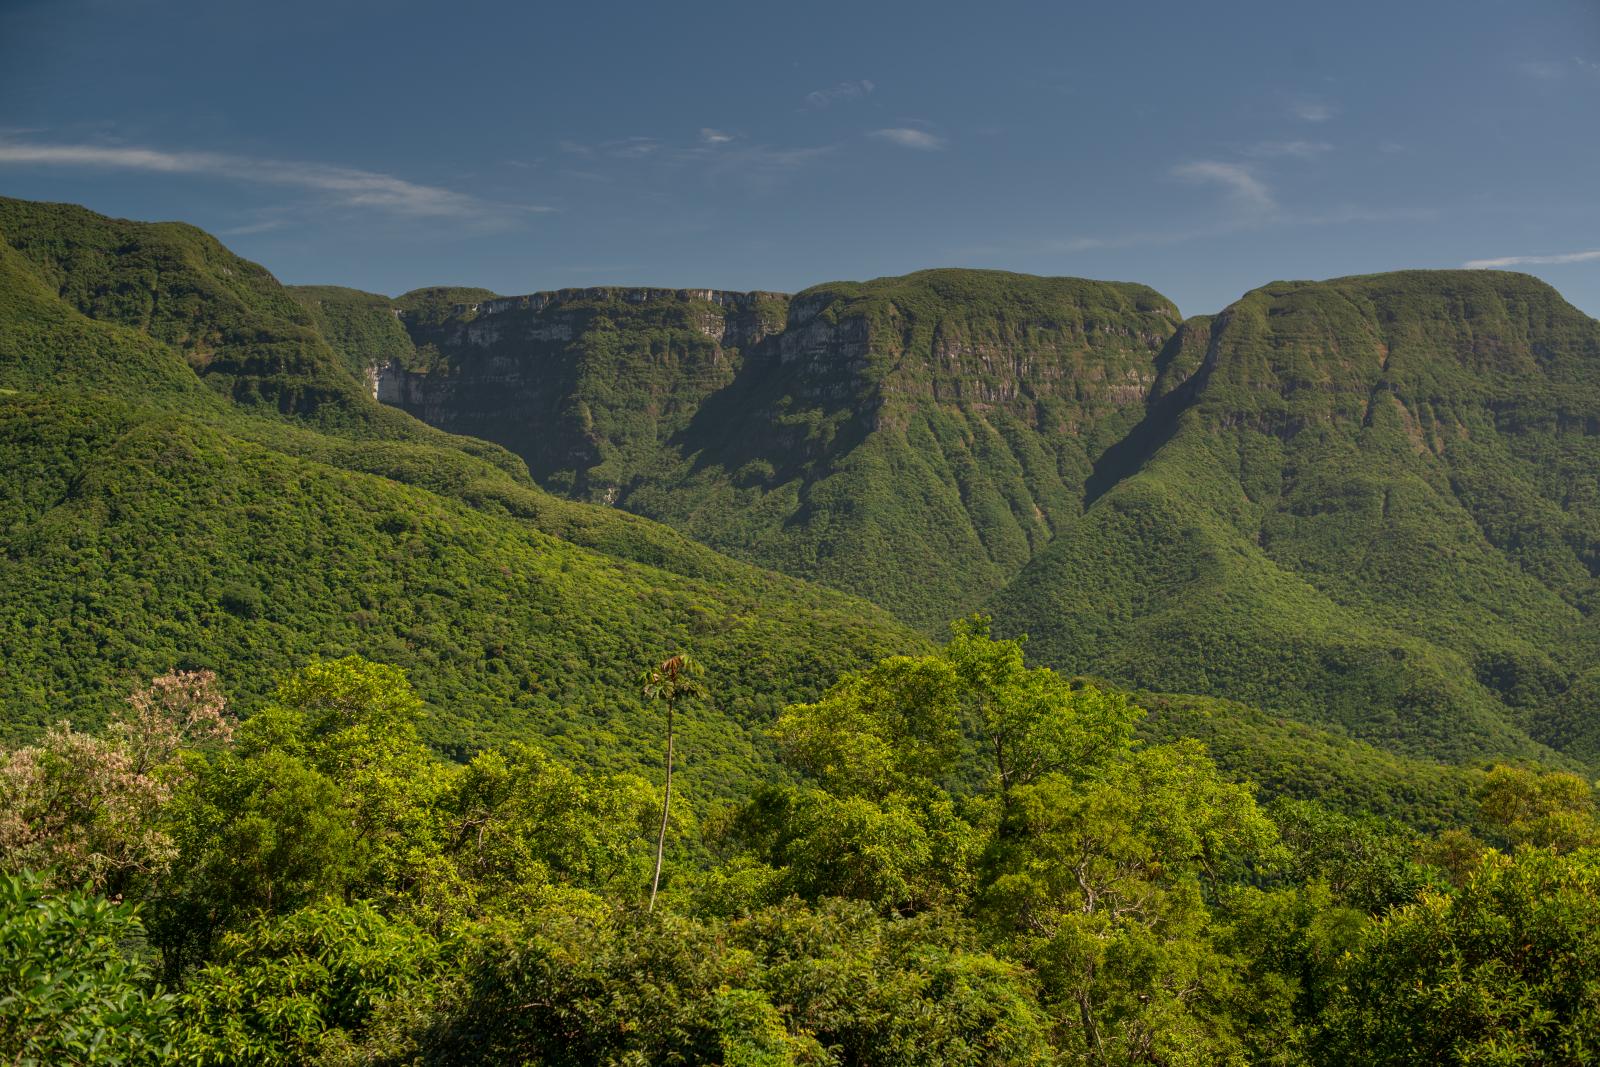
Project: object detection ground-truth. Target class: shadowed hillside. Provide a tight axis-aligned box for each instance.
[381,270,1181,627]
[372,263,1600,770]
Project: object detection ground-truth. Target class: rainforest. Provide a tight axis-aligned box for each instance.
[2,191,1599,1064]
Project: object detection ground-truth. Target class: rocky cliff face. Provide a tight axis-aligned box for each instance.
[380,269,1181,627]
[376,265,1600,772]
[387,286,791,503]
[992,270,1600,764]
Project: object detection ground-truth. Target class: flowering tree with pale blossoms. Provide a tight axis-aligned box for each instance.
[0,670,232,895]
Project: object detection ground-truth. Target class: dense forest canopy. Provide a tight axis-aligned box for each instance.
[3,195,1600,1062]
[375,267,1600,772]
[4,635,1599,1064]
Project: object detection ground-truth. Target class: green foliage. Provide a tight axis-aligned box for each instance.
[775,654,965,798]
[287,285,417,377]
[151,748,355,973]
[731,786,983,914]
[1271,799,1440,913]
[0,871,173,1065]
[4,646,1597,1062]
[1474,765,1599,851]
[0,198,920,798]
[1137,691,1481,830]
[0,197,379,425]
[441,742,655,911]
[174,901,438,1066]
[424,900,1054,1066]
[1316,848,1600,1064]
[9,195,1600,1063]
[995,270,1600,770]
[945,615,1142,796]
[775,616,1140,801]
[387,271,1179,628]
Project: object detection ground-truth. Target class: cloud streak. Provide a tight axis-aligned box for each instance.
[804,80,875,109]
[1245,140,1332,159]
[1291,100,1338,122]
[1464,249,1600,269]
[556,130,837,192]
[1518,58,1600,81]
[218,219,289,236]
[870,128,947,150]
[0,139,540,219]
[691,143,838,190]
[1172,160,1276,214]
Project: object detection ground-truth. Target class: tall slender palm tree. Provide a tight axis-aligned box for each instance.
[641,652,705,913]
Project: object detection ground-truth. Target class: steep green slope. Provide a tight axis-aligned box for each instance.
[392,285,502,325]
[10,195,1598,781]
[286,284,417,381]
[0,235,206,400]
[0,392,910,784]
[385,270,1181,627]
[1136,691,1481,830]
[994,271,1600,765]
[0,199,919,795]
[0,198,382,426]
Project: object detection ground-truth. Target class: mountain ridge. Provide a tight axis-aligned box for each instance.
[368,263,1600,770]
[377,268,1181,627]
[6,192,1599,778]
[0,196,921,798]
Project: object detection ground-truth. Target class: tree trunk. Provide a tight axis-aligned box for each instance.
[649,703,674,912]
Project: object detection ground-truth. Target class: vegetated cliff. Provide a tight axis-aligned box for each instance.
[286,285,420,391]
[380,265,1600,771]
[0,197,921,796]
[382,270,1181,627]
[992,270,1600,764]
[12,192,1600,776]
[0,199,385,426]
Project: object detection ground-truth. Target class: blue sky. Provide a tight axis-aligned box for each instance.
[1,0,1597,317]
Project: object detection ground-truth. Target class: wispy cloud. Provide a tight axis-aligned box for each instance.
[0,139,542,219]
[1172,160,1276,214]
[560,136,662,160]
[1464,249,1600,269]
[557,129,835,192]
[804,79,875,109]
[218,218,289,236]
[1519,59,1568,81]
[870,128,947,151]
[692,143,838,190]
[1290,99,1338,123]
[1245,139,1332,159]
[952,204,1438,266]
[1517,57,1600,81]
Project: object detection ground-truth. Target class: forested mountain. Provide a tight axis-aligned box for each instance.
[0,197,918,792]
[2,195,1517,810]
[992,272,1600,766]
[370,265,1600,772]
[6,195,1600,1065]
[374,271,1180,628]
